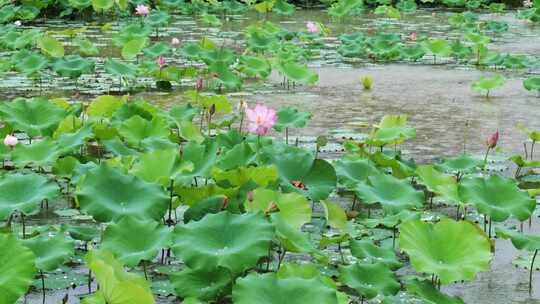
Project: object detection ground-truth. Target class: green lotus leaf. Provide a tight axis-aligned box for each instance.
[56,124,94,155]
[131,149,193,187]
[400,45,425,61]
[437,154,483,173]
[169,266,231,301]
[104,58,137,78]
[145,10,170,27]
[122,38,148,60]
[472,74,505,97]
[12,139,59,168]
[495,226,540,251]
[101,217,171,267]
[112,23,152,47]
[179,42,204,61]
[524,76,540,95]
[464,32,489,45]
[421,39,451,57]
[13,51,48,76]
[334,156,381,188]
[118,115,169,147]
[91,0,114,11]
[208,61,243,90]
[405,278,465,304]
[450,40,472,60]
[368,115,416,146]
[278,61,318,85]
[0,233,36,304]
[83,250,155,304]
[238,55,271,78]
[37,36,64,58]
[399,218,491,284]
[62,225,100,242]
[247,31,278,53]
[339,262,400,299]
[415,165,460,203]
[459,174,536,221]
[370,152,416,178]
[175,140,217,185]
[174,184,237,206]
[183,195,230,223]
[215,142,256,170]
[143,42,172,58]
[397,0,417,13]
[273,0,296,15]
[271,213,316,254]
[337,42,365,57]
[354,173,424,214]
[87,95,127,118]
[321,200,347,230]
[233,272,338,304]
[374,5,401,19]
[52,156,80,178]
[53,55,95,79]
[223,0,248,14]
[23,232,74,272]
[73,38,99,56]
[328,0,364,17]
[212,165,278,187]
[0,173,59,220]
[349,240,401,269]
[76,164,169,222]
[273,106,312,132]
[502,54,531,69]
[246,188,311,229]
[172,211,273,274]
[0,98,66,137]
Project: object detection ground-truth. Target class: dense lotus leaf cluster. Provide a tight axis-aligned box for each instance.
[0,92,538,304]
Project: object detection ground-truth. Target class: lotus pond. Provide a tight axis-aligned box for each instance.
[1,1,540,304]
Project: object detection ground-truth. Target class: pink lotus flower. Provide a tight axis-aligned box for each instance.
[3,134,17,147]
[156,55,166,68]
[487,131,499,148]
[171,37,180,47]
[196,78,203,91]
[245,104,277,136]
[306,21,320,33]
[135,4,150,17]
[409,32,417,41]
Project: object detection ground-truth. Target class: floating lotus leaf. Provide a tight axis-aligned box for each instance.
[169,266,231,301]
[400,45,425,61]
[349,240,401,269]
[337,42,365,57]
[459,174,536,221]
[495,227,540,251]
[104,58,137,78]
[23,232,74,272]
[12,139,59,168]
[37,36,64,58]
[405,278,465,304]
[101,217,171,267]
[354,173,424,214]
[0,98,66,137]
[62,225,100,242]
[278,61,318,85]
[273,106,312,132]
[334,156,381,188]
[75,164,169,222]
[415,165,460,203]
[13,51,48,76]
[53,55,95,79]
[172,211,273,274]
[82,250,155,304]
[399,219,491,284]
[122,38,148,60]
[339,262,400,299]
[0,233,36,304]
[233,272,338,304]
[0,173,59,220]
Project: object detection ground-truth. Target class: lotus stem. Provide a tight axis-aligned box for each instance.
[88,270,91,293]
[530,249,538,294]
[285,127,289,145]
[21,213,26,239]
[488,217,492,238]
[351,194,357,211]
[456,205,460,220]
[143,260,148,281]
[524,142,529,160]
[483,147,491,165]
[41,270,45,304]
[392,226,397,249]
[531,140,536,160]
[483,214,487,233]
[167,179,175,226]
[338,242,345,263]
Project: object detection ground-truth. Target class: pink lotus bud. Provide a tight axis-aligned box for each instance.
[306,21,320,33]
[171,37,180,47]
[135,4,150,17]
[156,55,166,68]
[487,131,499,149]
[222,196,229,209]
[247,191,254,202]
[409,32,417,41]
[3,134,18,147]
[196,78,204,91]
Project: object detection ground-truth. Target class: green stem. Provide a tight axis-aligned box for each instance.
[530,249,538,294]
[483,147,491,165]
[41,270,45,304]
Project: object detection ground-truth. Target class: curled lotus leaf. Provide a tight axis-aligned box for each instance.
[405,278,465,304]
[338,262,400,299]
[52,55,95,79]
[495,226,540,251]
[273,106,312,132]
[0,98,67,137]
[0,233,36,304]
[23,232,75,272]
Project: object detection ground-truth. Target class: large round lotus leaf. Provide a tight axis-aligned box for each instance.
[122,38,148,60]
[62,225,100,242]
[56,124,94,155]
[145,10,170,27]
[86,95,127,118]
[212,165,278,188]
[130,149,192,187]
[83,250,155,304]
[12,139,59,168]
[215,142,256,170]
[334,156,381,188]
[0,233,36,304]
[368,115,416,146]
[338,262,400,299]
[271,213,315,254]
[238,55,271,78]
[349,240,401,270]
[13,51,48,76]
[278,61,318,85]
[101,217,170,267]
[400,45,426,61]
[183,195,228,223]
[37,36,64,58]
[415,165,460,203]
[354,173,424,214]
[472,74,505,94]
[73,38,99,56]
[399,219,491,284]
[169,266,231,301]
[208,61,243,90]
[118,115,169,146]
[23,232,74,272]
[437,154,483,173]
[524,76,540,93]
[421,39,451,56]
[0,98,67,137]
[459,174,536,222]
[143,42,172,58]
[495,227,540,251]
[104,58,137,78]
[174,140,218,185]
[337,42,365,57]
[201,48,236,66]
[233,272,338,304]
[273,106,312,132]
[179,43,204,61]
[405,278,465,304]
[172,211,273,274]
[53,55,95,79]
[75,164,169,222]
[0,173,59,220]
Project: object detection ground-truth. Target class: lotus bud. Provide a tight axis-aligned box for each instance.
[196,78,204,91]
[306,21,320,33]
[409,32,417,41]
[3,134,17,147]
[222,196,229,209]
[156,55,166,68]
[487,131,499,149]
[209,103,216,116]
[247,191,254,202]
[135,4,150,17]
[237,100,247,112]
[171,37,180,47]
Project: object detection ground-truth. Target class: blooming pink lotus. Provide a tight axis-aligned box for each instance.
[3,134,17,147]
[245,104,277,136]
[409,32,417,41]
[171,38,180,47]
[487,131,499,148]
[135,4,150,17]
[306,21,320,33]
[156,55,166,68]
